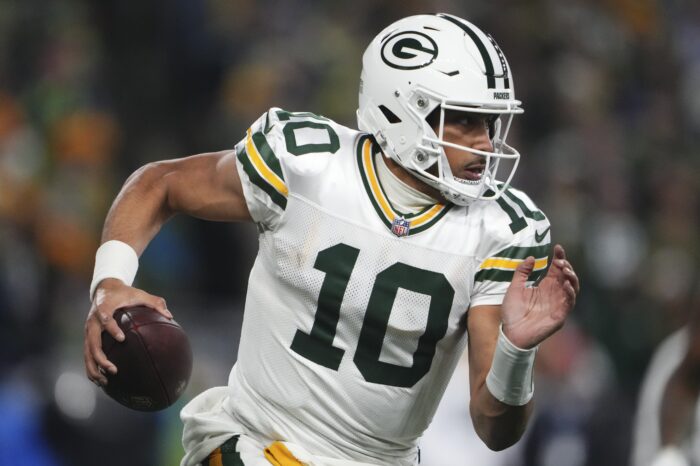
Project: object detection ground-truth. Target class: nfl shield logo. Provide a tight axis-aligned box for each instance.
[391,217,410,237]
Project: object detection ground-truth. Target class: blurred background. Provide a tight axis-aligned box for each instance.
[1,0,698,465]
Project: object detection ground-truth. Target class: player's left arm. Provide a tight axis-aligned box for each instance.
[467,302,530,451]
[467,244,579,450]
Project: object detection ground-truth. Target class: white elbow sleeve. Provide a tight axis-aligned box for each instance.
[89,240,139,301]
[485,325,537,406]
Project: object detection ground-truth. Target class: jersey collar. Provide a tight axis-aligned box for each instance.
[356,135,452,237]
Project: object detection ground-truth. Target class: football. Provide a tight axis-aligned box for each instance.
[101,306,193,411]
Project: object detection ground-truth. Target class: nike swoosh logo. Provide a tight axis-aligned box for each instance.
[535,227,550,243]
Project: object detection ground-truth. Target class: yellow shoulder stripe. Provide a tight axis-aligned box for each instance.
[246,128,288,197]
[480,257,549,271]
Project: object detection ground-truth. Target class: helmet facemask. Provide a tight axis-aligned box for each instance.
[385,87,523,206]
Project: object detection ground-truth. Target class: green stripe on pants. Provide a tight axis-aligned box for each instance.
[202,435,244,466]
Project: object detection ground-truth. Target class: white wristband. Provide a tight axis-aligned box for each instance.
[485,325,537,406]
[89,240,139,301]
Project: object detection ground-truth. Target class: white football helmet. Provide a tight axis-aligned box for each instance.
[357,13,524,205]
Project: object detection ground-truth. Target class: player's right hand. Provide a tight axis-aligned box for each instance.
[84,278,172,386]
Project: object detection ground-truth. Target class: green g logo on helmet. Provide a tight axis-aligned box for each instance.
[380,31,438,70]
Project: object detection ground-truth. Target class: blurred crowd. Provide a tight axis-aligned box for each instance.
[0,0,698,465]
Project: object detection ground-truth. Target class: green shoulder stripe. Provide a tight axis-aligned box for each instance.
[236,145,287,210]
[474,268,515,283]
[492,244,550,260]
[475,243,551,283]
[252,130,285,181]
[474,265,549,283]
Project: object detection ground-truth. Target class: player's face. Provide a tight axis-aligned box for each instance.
[382,111,498,204]
[439,111,495,183]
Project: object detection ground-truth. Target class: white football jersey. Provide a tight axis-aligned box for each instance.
[227,108,551,464]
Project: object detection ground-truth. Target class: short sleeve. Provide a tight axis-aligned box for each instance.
[234,108,289,231]
[470,188,552,307]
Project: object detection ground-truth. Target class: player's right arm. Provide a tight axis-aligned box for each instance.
[84,150,251,386]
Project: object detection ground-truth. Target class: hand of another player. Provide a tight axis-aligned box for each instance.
[500,244,580,349]
[84,278,172,386]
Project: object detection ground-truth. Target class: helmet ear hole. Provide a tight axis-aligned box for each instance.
[378,105,402,124]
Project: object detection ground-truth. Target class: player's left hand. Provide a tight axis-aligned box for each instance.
[500,244,579,349]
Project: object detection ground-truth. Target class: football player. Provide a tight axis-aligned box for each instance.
[84,14,579,466]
